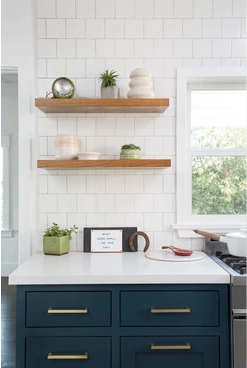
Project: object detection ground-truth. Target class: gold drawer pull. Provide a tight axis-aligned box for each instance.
[151,307,190,313]
[47,308,88,314]
[48,352,88,360]
[151,343,191,350]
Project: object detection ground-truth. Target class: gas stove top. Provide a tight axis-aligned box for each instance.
[215,251,246,275]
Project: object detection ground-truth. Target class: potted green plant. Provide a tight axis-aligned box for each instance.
[120,143,141,160]
[43,222,78,256]
[99,69,119,98]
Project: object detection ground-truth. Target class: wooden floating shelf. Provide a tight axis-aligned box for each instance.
[35,98,169,114]
[37,159,171,169]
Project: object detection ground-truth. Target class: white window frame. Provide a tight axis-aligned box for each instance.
[174,68,246,233]
[1,135,11,237]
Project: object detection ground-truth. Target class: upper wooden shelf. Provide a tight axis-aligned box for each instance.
[35,98,169,114]
[37,159,171,169]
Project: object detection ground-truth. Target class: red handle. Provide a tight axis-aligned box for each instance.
[162,245,193,256]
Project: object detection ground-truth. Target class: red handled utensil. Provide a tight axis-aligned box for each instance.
[161,245,193,256]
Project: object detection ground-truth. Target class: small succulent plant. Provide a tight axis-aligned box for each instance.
[99,69,119,88]
[44,223,78,240]
[121,144,141,150]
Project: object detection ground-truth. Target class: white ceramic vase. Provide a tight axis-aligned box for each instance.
[127,68,154,99]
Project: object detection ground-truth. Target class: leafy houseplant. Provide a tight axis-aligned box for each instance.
[99,69,119,99]
[43,223,78,256]
[120,143,141,160]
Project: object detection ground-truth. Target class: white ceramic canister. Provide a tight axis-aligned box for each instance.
[127,68,154,98]
[55,135,80,160]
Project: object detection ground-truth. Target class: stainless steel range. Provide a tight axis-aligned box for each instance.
[205,238,246,368]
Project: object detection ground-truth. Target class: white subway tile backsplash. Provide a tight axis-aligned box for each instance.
[39,176,48,194]
[135,194,153,212]
[106,19,124,38]
[212,39,231,57]
[86,59,105,78]
[87,136,106,153]
[153,78,172,97]
[135,40,154,58]
[194,0,212,18]
[106,137,124,155]
[125,19,143,39]
[202,58,221,66]
[163,59,182,77]
[96,194,116,212]
[106,213,125,226]
[233,0,246,17]
[87,213,106,227]
[183,19,202,38]
[203,19,221,38]
[241,18,246,38]
[163,213,176,230]
[125,213,143,229]
[77,79,96,97]
[241,58,246,67]
[116,40,135,58]
[155,0,173,18]
[116,0,134,18]
[144,175,162,193]
[47,59,66,78]
[154,117,173,136]
[116,118,134,136]
[154,194,172,212]
[222,19,241,38]
[38,59,47,77]
[66,19,85,38]
[213,0,233,18]
[38,19,46,38]
[68,176,86,193]
[116,194,135,212]
[39,214,48,231]
[48,137,56,156]
[125,59,144,77]
[39,195,57,213]
[145,137,163,155]
[232,39,246,57]
[38,39,56,58]
[39,138,48,156]
[182,59,202,67]
[77,118,96,136]
[58,194,77,212]
[48,176,66,193]
[174,39,192,58]
[106,59,124,77]
[96,118,116,136]
[57,39,76,58]
[87,175,106,193]
[68,214,86,230]
[135,0,154,18]
[106,175,125,193]
[47,19,65,38]
[163,175,175,193]
[86,19,105,38]
[222,58,241,66]
[144,59,163,78]
[153,231,173,249]
[96,0,115,18]
[37,0,56,18]
[39,118,57,136]
[57,0,75,18]
[135,117,153,136]
[174,0,193,18]
[144,19,163,39]
[125,175,143,193]
[173,232,192,248]
[96,40,115,58]
[76,0,95,18]
[67,59,85,78]
[78,194,96,212]
[193,39,211,58]
[77,40,95,58]
[144,213,163,231]
[47,214,67,228]
[58,118,77,134]
[163,19,182,39]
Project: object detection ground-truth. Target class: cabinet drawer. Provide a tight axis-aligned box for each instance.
[121,336,219,368]
[26,337,111,368]
[120,290,219,327]
[26,291,111,327]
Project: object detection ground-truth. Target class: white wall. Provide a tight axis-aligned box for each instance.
[1,79,19,275]
[2,0,37,266]
[36,0,246,253]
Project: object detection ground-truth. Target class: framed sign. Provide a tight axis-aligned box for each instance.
[91,228,123,253]
[84,227,138,252]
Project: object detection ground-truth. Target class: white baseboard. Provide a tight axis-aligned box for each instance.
[1,263,18,276]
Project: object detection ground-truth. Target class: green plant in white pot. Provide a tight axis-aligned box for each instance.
[99,69,119,98]
[120,144,141,160]
[43,223,78,256]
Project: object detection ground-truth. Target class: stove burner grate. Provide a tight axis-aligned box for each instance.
[215,251,246,275]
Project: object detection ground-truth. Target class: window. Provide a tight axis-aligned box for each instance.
[175,69,246,231]
[1,135,10,235]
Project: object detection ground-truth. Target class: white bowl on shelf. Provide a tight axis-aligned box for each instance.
[77,152,101,160]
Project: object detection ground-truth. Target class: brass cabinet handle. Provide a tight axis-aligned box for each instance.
[151,343,191,350]
[47,352,88,359]
[47,308,88,314]
[150,307,190,313]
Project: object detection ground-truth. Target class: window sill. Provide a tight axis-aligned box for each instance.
[1,230,13,238]
[172,224,246,238]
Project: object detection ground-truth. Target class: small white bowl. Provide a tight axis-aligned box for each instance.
[77,152,101,160]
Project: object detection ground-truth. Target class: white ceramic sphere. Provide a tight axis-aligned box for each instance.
[129,77,152,89]
[127,87,154,99]
[129,68,152,78]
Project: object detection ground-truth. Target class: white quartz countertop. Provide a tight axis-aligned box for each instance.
[8,251,230,285]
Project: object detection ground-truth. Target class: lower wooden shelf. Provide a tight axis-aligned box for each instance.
[37,159,171,169]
